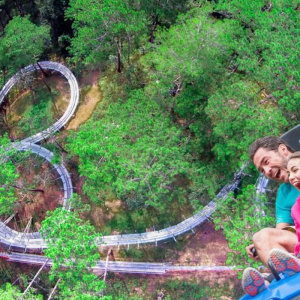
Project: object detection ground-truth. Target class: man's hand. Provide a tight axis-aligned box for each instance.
[246,244,259,260]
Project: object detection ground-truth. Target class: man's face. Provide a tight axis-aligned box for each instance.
[253,146,289,182]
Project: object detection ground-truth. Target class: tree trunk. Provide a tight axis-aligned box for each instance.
[127,32,131,64]
[2,5,12,20]
[116,40,122,73]
[8,184,45,194]
[48,279,61,300]
[149,15,159,43]
[37,62,52,93]
[0,18,6,30]
[29,86,37,104]
[49,135,68,153]
[21,259,49,298]
[14,0,25,16]
[1,97,12,132]
[37,62,49,78]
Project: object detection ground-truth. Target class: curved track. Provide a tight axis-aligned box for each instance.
[0,252,236,275]
[0,61,79,144]
[0,62,244,272]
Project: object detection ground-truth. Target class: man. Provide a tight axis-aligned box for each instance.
[242,136,300,296]
[246,136,299,266]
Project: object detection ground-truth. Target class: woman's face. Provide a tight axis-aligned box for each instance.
[287,158,300,191]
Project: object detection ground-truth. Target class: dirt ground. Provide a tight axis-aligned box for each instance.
[5,158,63,232]
[176,221,230,265]
[105,263,243,299]
[97,221,244,299]
[67,69,102,130]
[2,69,245,299]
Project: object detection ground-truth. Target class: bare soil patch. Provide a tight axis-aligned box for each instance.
[106,270,244,300]
[5,157,64,232]
[67,70,102,130]
[176,221,230,265]
[49,73,70,114]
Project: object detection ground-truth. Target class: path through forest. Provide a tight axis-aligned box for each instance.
[67,70,101,130]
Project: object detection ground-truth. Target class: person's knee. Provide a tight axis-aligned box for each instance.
[253,228,273,248]
[253,227,297,252]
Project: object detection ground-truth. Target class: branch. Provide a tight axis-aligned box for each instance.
[48,278,61,300]
[20,258,49,299]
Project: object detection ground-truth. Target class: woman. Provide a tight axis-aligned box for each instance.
[286,151,300,257]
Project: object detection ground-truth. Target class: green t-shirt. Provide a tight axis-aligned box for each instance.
[276,182,300,225]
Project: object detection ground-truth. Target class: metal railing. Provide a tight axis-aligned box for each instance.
[0,62,245,268]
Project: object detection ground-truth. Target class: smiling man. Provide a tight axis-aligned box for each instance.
[246,136,299,266]
[241,137,300,297]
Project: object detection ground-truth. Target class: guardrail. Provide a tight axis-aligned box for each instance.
[0,62,245,269]
[0,252,235,275]
[0,62,76,252]
[0,61,79,144]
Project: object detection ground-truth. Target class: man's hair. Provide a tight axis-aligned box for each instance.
[288,151,300,162]
[249,136,294,160]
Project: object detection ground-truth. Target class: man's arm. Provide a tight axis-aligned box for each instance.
[276,222,293,229]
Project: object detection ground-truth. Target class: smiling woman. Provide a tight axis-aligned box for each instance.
[287,152,300,257]
[287,152,300,190]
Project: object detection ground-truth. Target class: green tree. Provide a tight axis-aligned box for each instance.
[214,0,300,125]
[0,282,43,300]
[17,88,55,138]
[139,0,188,43]
[0,0,39,30]
[41,207,110,299]
[67,90,192,210]
[138,6,245,194]
[0,15,50,77]
[205,80,287,171]
[141,6,244,177]
[34,0,71,50]
[65,0,147,72]
[214,185,276,271]
[144,6,240,113]
[0,134,19,215]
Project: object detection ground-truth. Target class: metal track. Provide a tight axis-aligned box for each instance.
[0,61,244,271]
[0,252,235,275]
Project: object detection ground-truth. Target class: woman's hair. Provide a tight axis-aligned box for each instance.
[288,151,300,162]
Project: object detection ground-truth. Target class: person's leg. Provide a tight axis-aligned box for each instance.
[242,267,268,296]
[252,228,297,266]
[269,248,300,277]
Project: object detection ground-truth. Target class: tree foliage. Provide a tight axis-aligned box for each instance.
[67,90,193,210]
[0,134,19,215]
[1,0,300,290]
[0,282,43,300]
[0,15,50,75]
[65,0,147,70]
[41,206,110,299]
[17,87,55,138]
[214,185,276,271]
[205,80,287,165]
[34,0,71,48]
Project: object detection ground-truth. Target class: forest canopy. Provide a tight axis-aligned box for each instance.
[0,0,299,298]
